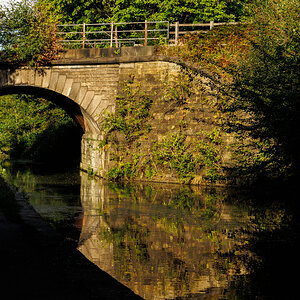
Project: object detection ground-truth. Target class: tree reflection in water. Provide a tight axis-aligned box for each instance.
[3,164,298,299]
[78,173,261,300]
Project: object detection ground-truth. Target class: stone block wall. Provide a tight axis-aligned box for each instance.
[80,133,111,177]
[0,47,233,183]
[95,59,234,184]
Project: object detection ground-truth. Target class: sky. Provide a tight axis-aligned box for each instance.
[0,0,10,7]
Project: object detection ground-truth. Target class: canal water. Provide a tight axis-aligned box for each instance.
[2,161,299,299]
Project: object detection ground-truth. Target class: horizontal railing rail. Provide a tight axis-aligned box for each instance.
[169,21,240,45]
[56,20,240,48]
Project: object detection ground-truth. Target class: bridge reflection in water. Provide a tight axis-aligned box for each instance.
[78,172,255,300]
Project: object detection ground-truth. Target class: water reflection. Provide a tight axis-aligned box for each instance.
[78,173,256,299]
[3,162,297,299]
[2,161,83,237]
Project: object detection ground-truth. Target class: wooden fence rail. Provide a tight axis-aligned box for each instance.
[56,20,240,48]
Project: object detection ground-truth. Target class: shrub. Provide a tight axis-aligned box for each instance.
[0,0,61,67]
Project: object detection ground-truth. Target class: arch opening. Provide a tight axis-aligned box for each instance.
[0,85,90,169]
[0,85,88,131]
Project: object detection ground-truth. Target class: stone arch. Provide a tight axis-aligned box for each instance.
[0,67,106,134]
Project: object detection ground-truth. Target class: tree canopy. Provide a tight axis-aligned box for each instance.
[231,0,300,179]
[0,0,60,66]
[37,0,250,24]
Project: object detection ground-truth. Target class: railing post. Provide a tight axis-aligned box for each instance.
[114,26,118,48]
[167,21,170,44]
[82,23,86,48]
[144,20,148,46]
[175,21,179,45]
[110,22,114,48]
[210,20,214,30]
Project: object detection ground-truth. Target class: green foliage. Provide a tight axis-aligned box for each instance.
[163,69,193,105]
[230,0,300,179]
[159,24,252,76]
[38,0,250,24]
[101,68,226,183]
[107,162,137,181]
[152,133,196,181]
[0,94,81,164]
[194,130,224,181]
[102,79,152,142]
[159,0,299,183]
[152,130,224,182]
[0,0,61,66]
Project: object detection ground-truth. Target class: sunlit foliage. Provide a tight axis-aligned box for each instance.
[0,0,61,66]
[0,95,81,164]
[229,0,300,180]
[37,0,250,24]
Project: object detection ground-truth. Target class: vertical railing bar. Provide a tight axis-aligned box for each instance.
[110,22,114,48]
[145,20,148,46]
[175,21,179,45]
[82,23,86,48]
[115,26,118,48]
[167,21,170,44]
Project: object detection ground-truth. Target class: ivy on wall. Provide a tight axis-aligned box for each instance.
[100,68,228,184]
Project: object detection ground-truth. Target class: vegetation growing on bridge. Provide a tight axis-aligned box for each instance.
[161,0,300,183]
[0,0,299,185]
[102,78,153,142]
[100,70,227,184]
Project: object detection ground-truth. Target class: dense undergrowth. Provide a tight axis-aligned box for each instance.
[0,94,82,167]
[160,0,300,185]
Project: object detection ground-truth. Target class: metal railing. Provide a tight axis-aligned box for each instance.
[56,20,240,48]
[57,21,169,48]
[170,21,240,45]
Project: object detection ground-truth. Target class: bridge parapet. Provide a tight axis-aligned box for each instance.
[54,46,157,65]
[0,47,185,177]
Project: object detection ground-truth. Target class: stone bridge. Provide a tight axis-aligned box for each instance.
[0,46,188,176]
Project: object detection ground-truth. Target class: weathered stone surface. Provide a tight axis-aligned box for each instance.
[80,133,110,177]
[49,72,59,90]
[0,47,229,182]
[34,71,43,86]
[81,90,95,111]
[41,68,52,88]
[62,78,74,97]
[56,74,67,93]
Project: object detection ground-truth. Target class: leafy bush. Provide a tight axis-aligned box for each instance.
[231,0,300,179]
[152,133,196,180]
[0,0,61,66]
